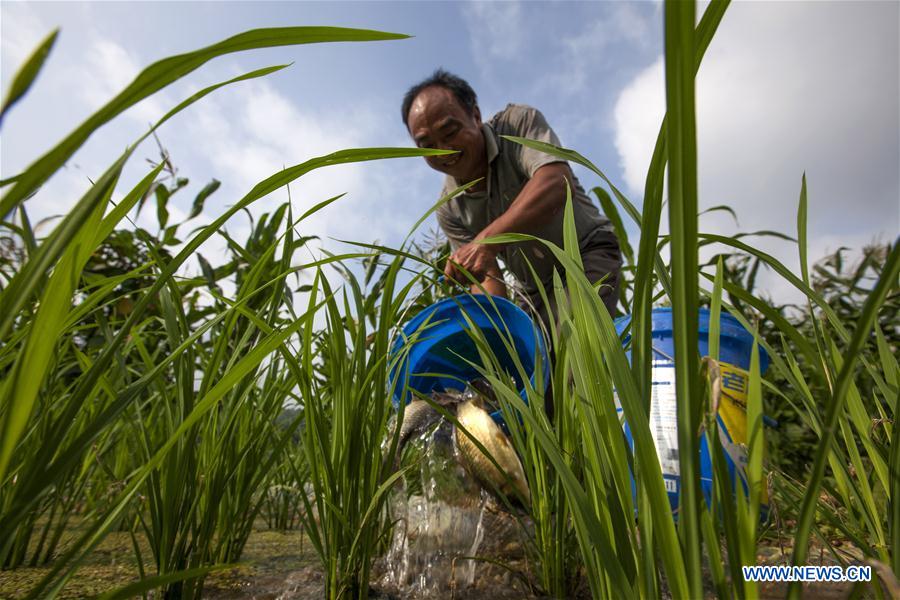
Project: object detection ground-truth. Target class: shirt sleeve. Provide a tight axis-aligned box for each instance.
[508,106,566,178]
[435,205,474,251]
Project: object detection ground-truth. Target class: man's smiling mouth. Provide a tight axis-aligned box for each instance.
[442,152,462,168]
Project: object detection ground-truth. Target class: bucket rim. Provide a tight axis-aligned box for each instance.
[613,307,770,372]
[388,293,548,409]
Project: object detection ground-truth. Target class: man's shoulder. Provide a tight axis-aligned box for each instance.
[488,103,544,133]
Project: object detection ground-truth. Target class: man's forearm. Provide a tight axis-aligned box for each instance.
[475,162,570,249]
[469,267,507,297]
[476,275,507,297]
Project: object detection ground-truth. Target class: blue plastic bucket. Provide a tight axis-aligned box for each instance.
[613,307,770,516]
[389,294,549,423]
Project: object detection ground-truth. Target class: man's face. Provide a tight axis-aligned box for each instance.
[406,86,487,184]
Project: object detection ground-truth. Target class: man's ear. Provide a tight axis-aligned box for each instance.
[473,105,482,123]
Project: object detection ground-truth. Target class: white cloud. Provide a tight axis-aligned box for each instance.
[548,3,657,96]
[140,74,443,297]
[462,1,525,66]
[0,2,50,72]
[182,80,387,240]
[614,56,665,195]
[612,1,899,303]
[78,39,141,108]
[78,37,166,123]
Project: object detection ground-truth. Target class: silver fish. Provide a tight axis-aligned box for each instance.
[397,399,440,450]
[396,391,462,450]
[395,387,530,509]
[454,394,530,508]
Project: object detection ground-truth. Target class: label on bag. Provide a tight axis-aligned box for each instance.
[613,359,680,478]
[648,360,679,477]
[615,359,765,505]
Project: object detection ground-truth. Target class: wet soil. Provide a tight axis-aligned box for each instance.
[0,522,881,599]
[0,528,319,600]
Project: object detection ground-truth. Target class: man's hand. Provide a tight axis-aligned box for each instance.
[444,240,499,284]
[444,244,507,297]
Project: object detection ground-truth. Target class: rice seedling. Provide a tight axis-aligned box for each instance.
[0,24,450,598]
[470,220,685,598]
[500,289,583,598]
[293,256,417,600]
[440,1,897,597]
[117,201,320,598]
[1,1,896,598]
[262,442,306,531]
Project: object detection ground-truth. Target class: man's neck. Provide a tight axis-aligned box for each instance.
[463,127,490,192]
[466,178,487,193]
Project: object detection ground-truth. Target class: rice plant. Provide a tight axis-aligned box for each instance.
[1,2,896,598]
[0,24,447,598]
[444,1,898,597]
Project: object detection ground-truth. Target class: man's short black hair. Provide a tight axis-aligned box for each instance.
[401,68,478,125]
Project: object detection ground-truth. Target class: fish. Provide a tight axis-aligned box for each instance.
[454,393,531,509]
[394,386,531,510]
[397,391,465,449]
[397,399,441,450]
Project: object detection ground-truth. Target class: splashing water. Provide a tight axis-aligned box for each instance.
[378,416,522,598]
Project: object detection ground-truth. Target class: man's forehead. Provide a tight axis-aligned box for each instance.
[411,86,466,117]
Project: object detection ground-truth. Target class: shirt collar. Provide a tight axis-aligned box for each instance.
[445,123,499,192]
[482,122,499,164]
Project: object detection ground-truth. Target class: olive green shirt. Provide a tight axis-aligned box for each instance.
[435,103,616,296]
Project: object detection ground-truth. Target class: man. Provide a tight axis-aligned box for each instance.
[402,69,622,329]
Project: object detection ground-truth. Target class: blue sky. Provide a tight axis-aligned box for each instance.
[2,1,898,304]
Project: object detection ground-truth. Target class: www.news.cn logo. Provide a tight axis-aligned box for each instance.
[742,565,872,582]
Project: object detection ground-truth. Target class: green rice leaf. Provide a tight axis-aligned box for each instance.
[95,566,229,600]
[874,322,899,391]
[746,334,764,529]
[664,0,702,594]
[789,239,900,593]
[709,256,724,361]
[189,179,220,219]
[699,204,738,223]
[891,384,900,576]
[402,177,474,248]
[0,29,59,124]
[592,186,634,266]
[155,184,170,230]
[298,192,347,222]
[634,0,729,412]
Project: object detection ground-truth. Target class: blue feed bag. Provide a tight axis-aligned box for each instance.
[613,307,771,519]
